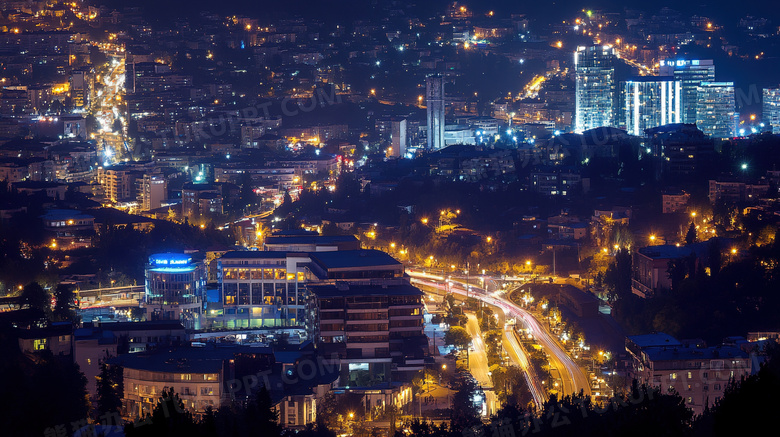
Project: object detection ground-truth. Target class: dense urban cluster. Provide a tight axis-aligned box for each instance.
[1,0,780,436]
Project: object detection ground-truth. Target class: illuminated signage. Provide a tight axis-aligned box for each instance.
[155,258,189,265]
[150,253,191,267]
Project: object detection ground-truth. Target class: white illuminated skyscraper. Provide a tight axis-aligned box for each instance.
[622,77,682,136]
[426,75,445,150]
[659,59,715,124]
[763,87,780,134]
[575,45,615,132]
[696,82,737,139]
[390,119,407,157]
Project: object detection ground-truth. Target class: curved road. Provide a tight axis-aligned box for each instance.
[502,326,547,408]
[409,270,591,401]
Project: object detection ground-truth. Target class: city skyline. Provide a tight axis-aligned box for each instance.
[1,1,780,436]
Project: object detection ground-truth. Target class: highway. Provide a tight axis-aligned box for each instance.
[92,53,128,163]
[502,326,547,408]
[409,269,591,402]
[465,313,492,389]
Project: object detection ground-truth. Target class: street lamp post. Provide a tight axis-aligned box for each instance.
[466,260,470,298]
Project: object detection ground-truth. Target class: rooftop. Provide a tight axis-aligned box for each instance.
[628,332,682,349]
[309,283,423,298]
[309,249,401,270]
[220,250,295,259]
[108,345,272,374]
[264,235,358,245]
[81,320,185,333]
[41,209,94,221]
[643,345,748,362]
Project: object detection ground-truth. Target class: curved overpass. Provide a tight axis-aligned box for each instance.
[409,270,591,403]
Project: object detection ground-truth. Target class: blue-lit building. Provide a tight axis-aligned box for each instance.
[426,74,445,150]
[696,82,738,139]
[575,45,615,132]
[659,59,715,124]
[144,253,205,329]
[621,77,682,136]
[763,87,780,134]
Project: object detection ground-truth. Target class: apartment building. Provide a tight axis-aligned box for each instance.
[112,345,273,420]
[626,333,751,416]
[307,282,426,388]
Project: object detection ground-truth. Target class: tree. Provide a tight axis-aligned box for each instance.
[450,376,481,432]
[53,283,78,324]
[604,248,632,301]
[130,307,145,322]
[1,349,90,437]
[686,221,697,244]
[694,343,780,437]
[95,353,124,421]
[443,326,471,351]
[442,293,457,316]
[393,419,450,437]
[708,238,722,275]
[20,281,51,318]
[667,259,688,291]
[249,385,282,437]
[125,388,199,437]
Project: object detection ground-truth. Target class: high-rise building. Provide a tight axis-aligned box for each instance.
[622,77,682,136]
[98,166,140,202]
[696,82,737,138]
[659,59,715,124]
[426,75,445,150]
[575,46,616,132]
[144,253,205,329]
[70,68,92,110]
[138,174,167,211]
[308,282,426,387]
[763,87,780,134]
[390,119,407,157]
[182,183,223,223]
[217,251,309,328]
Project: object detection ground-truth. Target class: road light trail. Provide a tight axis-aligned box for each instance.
[410,270,591,401]
[502,326,546,409]
[465,314,493,392]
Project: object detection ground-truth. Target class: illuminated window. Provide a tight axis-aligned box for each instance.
[33,339,47,350]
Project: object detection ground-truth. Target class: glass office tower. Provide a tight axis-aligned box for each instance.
[763,87,780,134]
[575,45,616,132]
[622,77,682,136]
[659,59,715,124]
[696,82,737,139]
